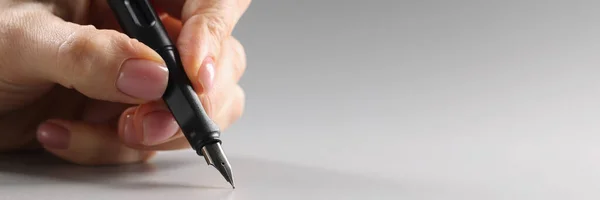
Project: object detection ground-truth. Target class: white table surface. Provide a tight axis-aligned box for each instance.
[0,151,403,200]
[4,0,600,199]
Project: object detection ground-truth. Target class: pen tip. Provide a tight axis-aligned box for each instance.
[201,143,235,189]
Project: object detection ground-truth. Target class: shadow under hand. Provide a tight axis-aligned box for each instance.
[0,151,219,190]
[1,151,405,200]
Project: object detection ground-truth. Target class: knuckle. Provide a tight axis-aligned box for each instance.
[106,29,138,56]
[57,27,129,87]
[201,93,216,118]
[56,25,100,85]
[188,8,231,42]
[204,14,230,42]
[211,85,245,130]
[231,85,246,120]
[227,37,247,75]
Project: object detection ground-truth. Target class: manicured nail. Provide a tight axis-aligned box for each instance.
[117,59,169,101]
[142,111,179,145]
[37,122,70,149]
[123,114,139,144]
[197,57,215,93]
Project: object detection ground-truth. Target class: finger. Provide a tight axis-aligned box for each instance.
[119,84,245,151]
[217,36,247,84]
[174,0,251,94]
[5,11,168,105]
[212,84,245,130]
[36,119,156,165]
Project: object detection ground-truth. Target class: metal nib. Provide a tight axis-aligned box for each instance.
[201,143,235,188]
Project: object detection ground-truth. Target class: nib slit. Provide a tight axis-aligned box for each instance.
[201,143,235,189]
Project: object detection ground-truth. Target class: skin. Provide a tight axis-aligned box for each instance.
[0,0,250,165]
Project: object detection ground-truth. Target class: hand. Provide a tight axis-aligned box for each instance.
[0,0,250,165]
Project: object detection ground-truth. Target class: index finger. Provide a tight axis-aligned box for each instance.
[154,0,251,93]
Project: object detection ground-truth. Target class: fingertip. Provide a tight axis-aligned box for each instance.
[119,102,181,148]
[36,120,70,150]
[118,106,139,144]
[140,110,179,146]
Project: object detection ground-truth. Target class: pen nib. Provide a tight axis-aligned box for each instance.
[201,143,235,188]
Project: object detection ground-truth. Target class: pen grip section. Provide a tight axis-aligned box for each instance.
[157,47,222,150]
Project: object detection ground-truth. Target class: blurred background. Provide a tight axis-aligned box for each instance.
[224,0,600,197]
[2,1,600,199]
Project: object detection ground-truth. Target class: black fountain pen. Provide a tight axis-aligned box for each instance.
[107,0,234,188]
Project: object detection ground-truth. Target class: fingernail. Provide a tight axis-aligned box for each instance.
[37,122,70,149]
[117,59,169,101]
[123,114,139,144]
[142,111,179,145]
[198,57,215,93]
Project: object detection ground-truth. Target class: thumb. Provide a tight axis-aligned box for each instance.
[13,13,168,104]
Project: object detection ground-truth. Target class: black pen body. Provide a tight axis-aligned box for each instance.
[156,46,222,150]
[107,0,221,152]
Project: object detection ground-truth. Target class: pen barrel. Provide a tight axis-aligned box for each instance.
[157,46,222,149]
[107,0,172,49]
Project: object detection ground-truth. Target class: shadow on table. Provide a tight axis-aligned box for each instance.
[0,151,404,199]
[0,151,214,189]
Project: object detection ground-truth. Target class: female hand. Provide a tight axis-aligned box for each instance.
[0,0,249,165]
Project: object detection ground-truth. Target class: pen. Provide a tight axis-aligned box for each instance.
[106,0,235,188]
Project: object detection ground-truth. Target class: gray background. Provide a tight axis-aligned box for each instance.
[4,0,600,199]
